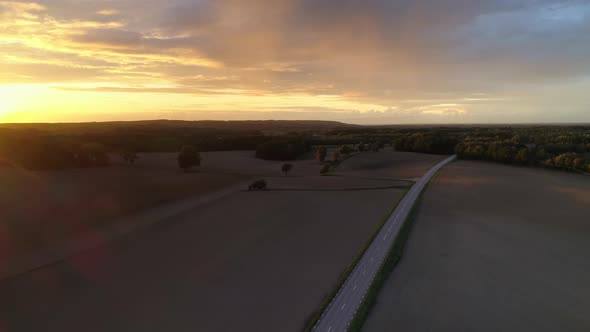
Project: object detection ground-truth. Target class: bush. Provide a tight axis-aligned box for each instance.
[248,179,267,191]
[339,145,354,155]
[320,164,331,175]
[178,145,201,171]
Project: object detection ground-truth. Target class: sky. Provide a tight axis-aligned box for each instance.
[1,0,589,124]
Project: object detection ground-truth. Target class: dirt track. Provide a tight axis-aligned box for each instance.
[364,160,590,332]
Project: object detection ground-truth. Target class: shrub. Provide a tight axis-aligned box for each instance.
[339,145,354,155]
[320,164,331,175]
[248,179,267,191]
[178,145,201,172]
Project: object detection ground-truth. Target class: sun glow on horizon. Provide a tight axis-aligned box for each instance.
[1,0,589,124]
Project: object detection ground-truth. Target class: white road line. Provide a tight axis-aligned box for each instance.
[341,304,346,310]
[327,326,332,332]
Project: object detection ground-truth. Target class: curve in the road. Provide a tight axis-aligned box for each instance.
[313,155,457,332]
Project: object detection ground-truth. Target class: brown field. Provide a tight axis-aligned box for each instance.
[0,150,336,260]
[0,149,434,261]
[0,154,415,331]
[364,160,590,332]
[336,149,446,180]
[0,155,250,257]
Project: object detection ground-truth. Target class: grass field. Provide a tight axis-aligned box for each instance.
[363,160,590,332]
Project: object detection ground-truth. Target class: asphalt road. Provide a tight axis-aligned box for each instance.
[313,155,457,332]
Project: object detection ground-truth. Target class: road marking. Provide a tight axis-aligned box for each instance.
[341,304,346,310]
[327,326,332,332]
[353,284,357,290]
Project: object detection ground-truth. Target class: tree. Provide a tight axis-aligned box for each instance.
[281,163,293,176]
[316,146,327,163]
[178,145,201,172]
[339,145,354,155]
[515,148,529,165]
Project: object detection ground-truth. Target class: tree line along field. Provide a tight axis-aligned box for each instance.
[0,149,440,331]
[363,160,590,332]
[2,121,589,175]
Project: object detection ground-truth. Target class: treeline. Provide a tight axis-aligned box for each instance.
[386,126,590,173]
[394,132,459,155]
[455,129,590,172]
[0,126,314,169]
[255,137,311,161]
[0,131,110,170]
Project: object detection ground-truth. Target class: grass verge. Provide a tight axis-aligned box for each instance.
[302,188,407,332]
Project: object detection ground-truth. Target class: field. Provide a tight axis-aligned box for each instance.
[0,154,250,257]
[0,149,340,261]
[364,160,590,331]
[0,149,442,331]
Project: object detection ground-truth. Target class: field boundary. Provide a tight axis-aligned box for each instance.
[246,185,410,193]
[0,180,253,281]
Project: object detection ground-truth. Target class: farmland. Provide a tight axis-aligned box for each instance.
[363,160,590,331]
[0,149,433,331]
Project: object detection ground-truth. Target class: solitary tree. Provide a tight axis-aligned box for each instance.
[178,145,201,172]
[316,146,327,163]
[281,163,293,176]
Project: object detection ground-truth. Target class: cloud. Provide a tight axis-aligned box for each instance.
[1,0,590,123]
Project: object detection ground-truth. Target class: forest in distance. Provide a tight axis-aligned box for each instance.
[0,120,589,174]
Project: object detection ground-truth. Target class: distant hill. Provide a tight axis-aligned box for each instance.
[0,120,357,134]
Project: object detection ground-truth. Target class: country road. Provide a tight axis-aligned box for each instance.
[313,155,457,332]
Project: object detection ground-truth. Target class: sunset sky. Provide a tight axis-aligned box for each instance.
[1,0,589,124]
